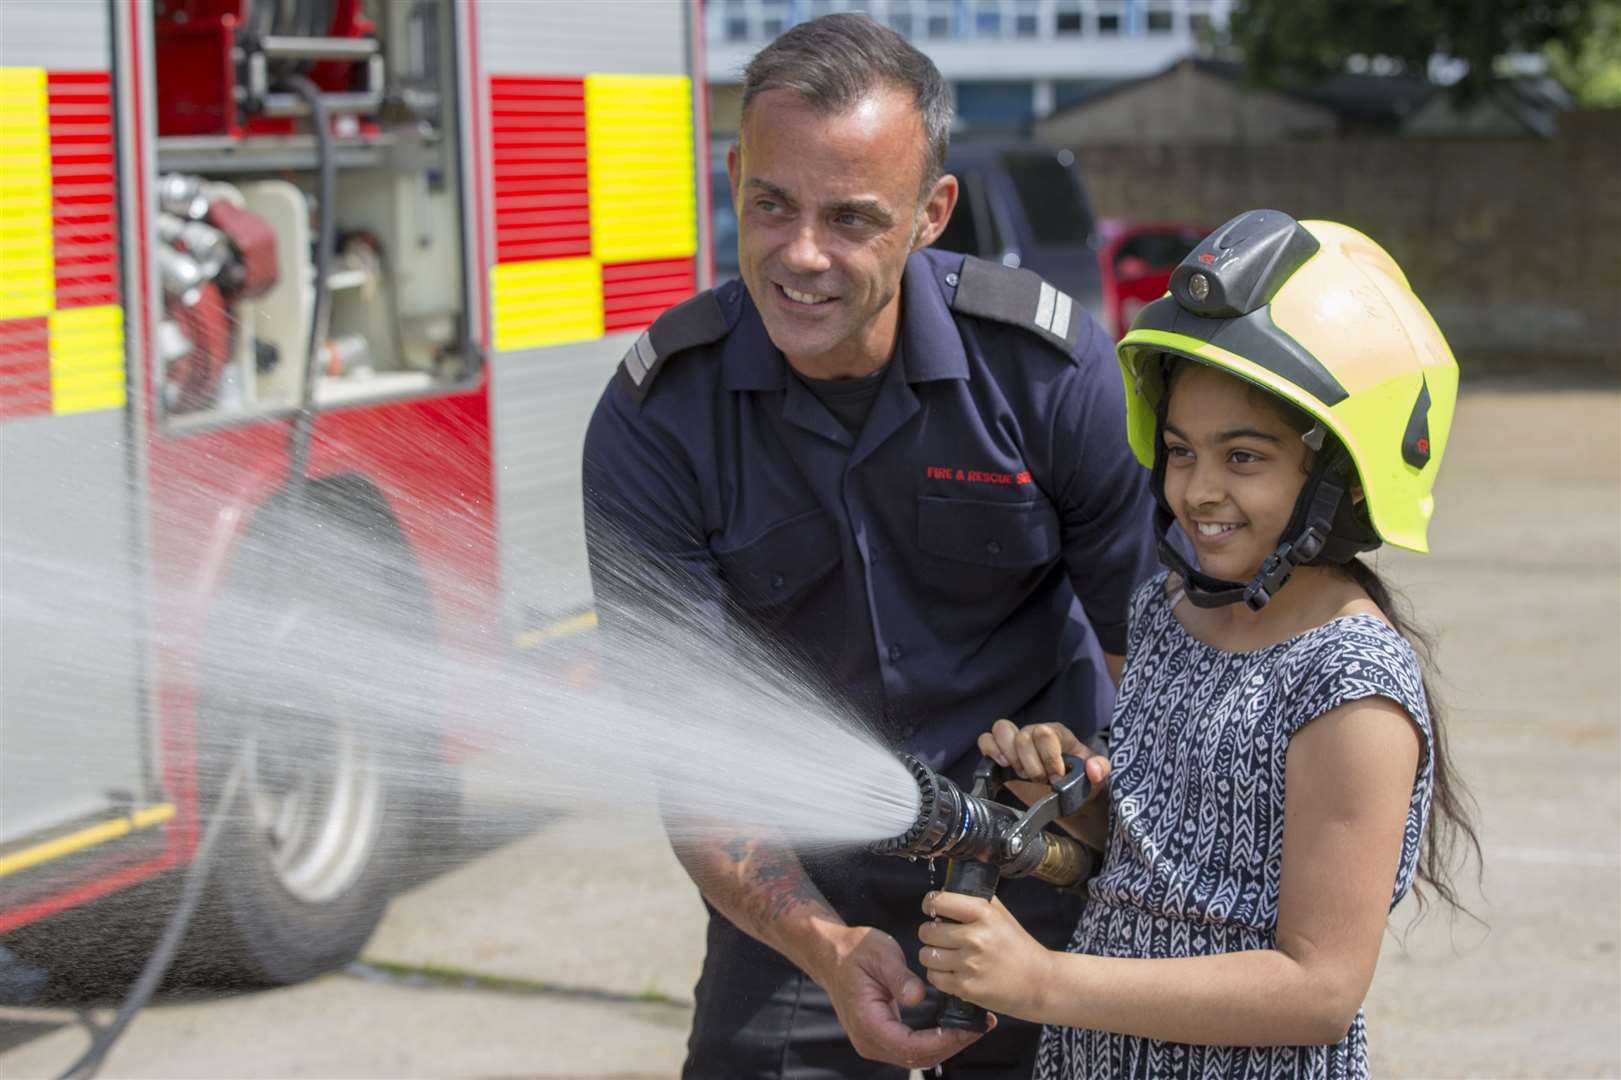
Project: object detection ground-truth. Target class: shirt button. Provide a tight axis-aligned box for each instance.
[945,272,959,287]
[889,643,904,662]
[985,539,1002,556]
[770,573,785,590]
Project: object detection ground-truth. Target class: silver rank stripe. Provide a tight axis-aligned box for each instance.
[624,330,657,386]
[1033,281,1073,342]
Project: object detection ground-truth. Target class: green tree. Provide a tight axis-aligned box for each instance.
[1543,0,1621,105]
[1228,0,1598,103]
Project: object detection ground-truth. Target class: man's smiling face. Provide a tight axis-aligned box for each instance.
[728,86,955,378]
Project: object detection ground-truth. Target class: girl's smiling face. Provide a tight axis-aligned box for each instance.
[1161,362,1314,584]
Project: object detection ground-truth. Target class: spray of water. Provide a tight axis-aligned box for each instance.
[0,414,922,960]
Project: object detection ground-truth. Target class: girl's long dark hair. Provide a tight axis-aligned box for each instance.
[1338,556,1482,916]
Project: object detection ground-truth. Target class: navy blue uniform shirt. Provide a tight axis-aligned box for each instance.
[584,246,1157,782]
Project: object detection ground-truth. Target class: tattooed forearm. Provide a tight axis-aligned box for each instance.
[739,842,835,927]
[676,833,838,948]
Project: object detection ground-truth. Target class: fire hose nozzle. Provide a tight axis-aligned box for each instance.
[870,752,1101,1034]
[869,753,1098,890]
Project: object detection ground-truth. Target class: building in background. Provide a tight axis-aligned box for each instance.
[704,0,1234,134]
[1033,58,1438,145]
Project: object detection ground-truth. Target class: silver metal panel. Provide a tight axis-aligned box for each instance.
[1,412,145,844]
[475,1,705,631]
[489,337,625,626]
[0,0,113,68]
[477,0,688,76]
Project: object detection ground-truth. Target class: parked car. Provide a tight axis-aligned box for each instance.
[928,142,1102,322]
[1096,218,1208,338]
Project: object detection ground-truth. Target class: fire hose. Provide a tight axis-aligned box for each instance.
[870,753,1101,1033]
[53,754,247,1080]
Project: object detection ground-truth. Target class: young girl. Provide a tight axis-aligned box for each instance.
[915,211,1479,1078]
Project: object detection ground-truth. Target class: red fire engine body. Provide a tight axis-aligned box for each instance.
[0,0,709,984]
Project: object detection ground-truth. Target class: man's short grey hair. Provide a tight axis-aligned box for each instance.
[740,13,953,195]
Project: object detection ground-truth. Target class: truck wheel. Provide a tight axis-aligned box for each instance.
[184,479,454,986]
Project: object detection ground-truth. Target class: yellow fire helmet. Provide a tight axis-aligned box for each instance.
[1117,209,1458,610]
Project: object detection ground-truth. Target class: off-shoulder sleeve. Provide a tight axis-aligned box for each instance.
[1285,617,1437,908]
[1286,619,1431,747]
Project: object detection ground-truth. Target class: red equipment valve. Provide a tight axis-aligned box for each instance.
[205,200,279,299]
[165,282,233,414]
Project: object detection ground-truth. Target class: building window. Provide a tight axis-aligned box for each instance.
[956,81,1034,132]
[1053,78,1116,111]
[762,17,785,35]
[890,12,915,35]
[1189,12,1213,39]
[724,16,749,41]
[1146,7,1175,34]
[1097,12,1122,35]
[1015,13,1039,36]
[974,7,1002,36]
[1055,3,1083,35]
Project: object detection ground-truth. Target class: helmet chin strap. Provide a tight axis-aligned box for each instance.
[1154,446,1374,613]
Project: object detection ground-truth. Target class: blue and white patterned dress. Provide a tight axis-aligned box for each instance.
[1033,571,1434,1079]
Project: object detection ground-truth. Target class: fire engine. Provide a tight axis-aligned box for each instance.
[0,0,710,988]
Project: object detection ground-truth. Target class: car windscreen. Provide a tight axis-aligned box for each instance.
[1000,151,1093,246]
[932,171,986,256]
[711,167,740,281]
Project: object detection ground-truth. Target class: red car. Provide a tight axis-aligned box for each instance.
[1097,219,1208,339]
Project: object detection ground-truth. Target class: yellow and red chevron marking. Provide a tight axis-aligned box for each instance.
[489,73,697,352]
[0,67,123,421]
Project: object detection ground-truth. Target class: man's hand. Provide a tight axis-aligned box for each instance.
[673,833,983,1067]
[812,924,988,1069]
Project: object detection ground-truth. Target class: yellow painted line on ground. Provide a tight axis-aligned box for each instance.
[0,803,175,878]
[515,610,598,651]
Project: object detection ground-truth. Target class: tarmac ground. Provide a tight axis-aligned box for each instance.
[0,383,1617,1079]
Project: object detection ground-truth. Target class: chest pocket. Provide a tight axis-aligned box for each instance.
[714,507,843,613]
[917,495,1060,569]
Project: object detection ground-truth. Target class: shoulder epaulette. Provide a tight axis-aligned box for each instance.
[949,255,1082,358]
[619,285,737,404]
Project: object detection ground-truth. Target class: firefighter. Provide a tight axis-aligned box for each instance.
[582,14,1158,1078]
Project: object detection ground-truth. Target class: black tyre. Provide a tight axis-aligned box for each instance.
[181,477,456,986]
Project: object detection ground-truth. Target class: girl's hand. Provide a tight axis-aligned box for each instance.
[977,718,1090,783]
[977,719,1113,849]
[917,891,1057,1023]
